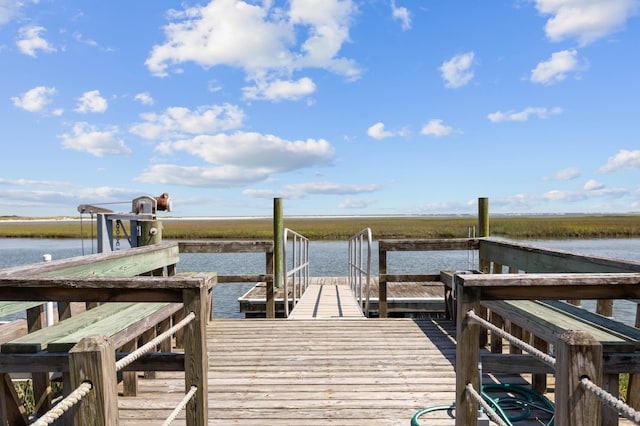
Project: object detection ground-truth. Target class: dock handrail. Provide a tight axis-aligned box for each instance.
[283,228,310,317]
[348,227,372,316]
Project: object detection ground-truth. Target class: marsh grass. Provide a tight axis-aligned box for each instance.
[1,215,639,240]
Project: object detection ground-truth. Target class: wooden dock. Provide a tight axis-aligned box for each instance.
[239,277,446,317]
[120,318,459,425]
[288,278,365,319]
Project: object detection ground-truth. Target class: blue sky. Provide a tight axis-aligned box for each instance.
[1,0,639,218]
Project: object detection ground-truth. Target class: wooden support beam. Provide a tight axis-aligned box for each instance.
[555,330,602,426]
[69,335,119,426]
[455,283,481,426]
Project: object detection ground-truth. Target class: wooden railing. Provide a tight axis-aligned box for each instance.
[454,272,640,425]
[0,243,209,425]
[178,240,275,317]
[377,238,479,317]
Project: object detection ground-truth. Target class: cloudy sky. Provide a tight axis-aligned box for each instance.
[1,0,639,217]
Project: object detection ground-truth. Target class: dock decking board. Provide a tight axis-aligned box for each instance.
[288,281,365,319]
[118,318,459,425]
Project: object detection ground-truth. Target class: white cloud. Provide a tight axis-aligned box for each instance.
[136,164,272,187]
[11,86,56,112]
[130,104,245,140]
[170,132,335,172]
[533,0,639,45]
[420,119,453,137]
[488,106,562,122]
[584,179,605,191]
[530,49,585,85]
[146,0,361,84]
[60,122,132,157]
[243,182,380,201]
[0,177,71,187]
[439,52,474,89]
[134,92,154,106]
[548,167,580,180]
[284,181,380,195]
[0,0,29,25]
[243,77,316,101]
[600,149,640,173]
[367,122,394,140]
[17,25,56,57]
[75,90,108,113]
[391,0,411,31]
[339,198,376,209]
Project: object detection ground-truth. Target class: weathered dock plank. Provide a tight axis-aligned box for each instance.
[118,318,458,425]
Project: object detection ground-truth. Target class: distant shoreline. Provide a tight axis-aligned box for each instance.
[1,214,639,240]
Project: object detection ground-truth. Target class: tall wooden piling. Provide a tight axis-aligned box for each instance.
[270,198,283,318]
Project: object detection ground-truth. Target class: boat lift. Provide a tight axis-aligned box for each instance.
[77,193,172,253]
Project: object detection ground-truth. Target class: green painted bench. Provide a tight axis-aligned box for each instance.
[1,302,183,354]
[482,299,640,353]
[0,302,45,319]
[482,299,640,426]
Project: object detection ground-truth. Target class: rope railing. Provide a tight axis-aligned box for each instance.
[580,377,640,424]
[115,311,196,372]
[466,309,556,368]
[31,381,93,426]
[464,383,509,426]
[32,311,197,426]
[162,385,198,426]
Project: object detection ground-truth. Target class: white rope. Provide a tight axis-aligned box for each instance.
[161,386,198,426]
[115,311,196,372]
[30,381,92,426]
[465,383,509,426]
[580,377,640,424]
[466,309,556,367]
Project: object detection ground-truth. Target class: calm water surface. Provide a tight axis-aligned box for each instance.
[1,238,639,321]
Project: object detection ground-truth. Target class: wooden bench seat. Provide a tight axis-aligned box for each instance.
[482,299,640,353]
[1,302,182,354]
[482,298,640,426]
[0,302,45,319]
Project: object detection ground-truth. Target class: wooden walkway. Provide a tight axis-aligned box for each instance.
[119,318,459,425]
[239,276,446,317]
[288,278,364,319]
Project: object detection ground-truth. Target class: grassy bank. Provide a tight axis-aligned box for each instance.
[1,215,639,240]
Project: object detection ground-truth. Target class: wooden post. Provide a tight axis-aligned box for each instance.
[477,198,489,346]
[26,305,51,416]
[555,330,602,426]
[378,246,388,318]
[626,304,640,409]
[455,279,481,426]
[139,220,163,247]
[270,198,283,318]
[69,335,119,426]
[478,197,489,238]
[532,336,549,394]
[183,283,209,426]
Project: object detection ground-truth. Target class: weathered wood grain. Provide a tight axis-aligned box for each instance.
[118,318,459,425]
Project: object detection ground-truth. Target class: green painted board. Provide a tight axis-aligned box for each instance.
[1,302,136,353]
[46,302,172,352]
[0,301,44,318]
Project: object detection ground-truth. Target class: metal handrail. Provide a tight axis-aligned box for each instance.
[348,227,372,316]
[283,228,310,317]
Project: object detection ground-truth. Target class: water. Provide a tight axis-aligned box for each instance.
[1,238,639,321]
